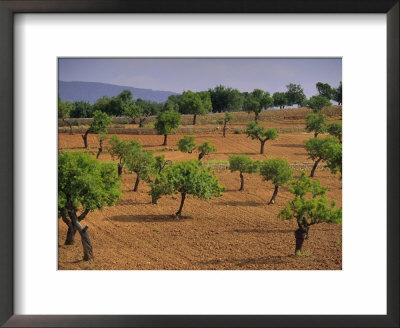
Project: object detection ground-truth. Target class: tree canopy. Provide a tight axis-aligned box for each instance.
[245,121,278,154]
[152,160,225,216]
[272,92,287,109]
[316,82,333,100]
[180,90,212,125]
[278,172,342,254]
[305,113,327,138]
[229,155,259,191]
[286,83,306,107]
[327,122,342,143]
[58,151,122,260]
[155,110,181,145]
[208,85,243,112]
[177,136,196,154]
[307,95,332,113]
[305,136,340,177]
[259,158,293,204]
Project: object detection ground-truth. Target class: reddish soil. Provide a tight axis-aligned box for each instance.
[58,131,342,270]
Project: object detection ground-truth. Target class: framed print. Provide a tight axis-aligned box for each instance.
[0,1,398,327]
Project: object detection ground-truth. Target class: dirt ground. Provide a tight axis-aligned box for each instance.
[58,131,342,270]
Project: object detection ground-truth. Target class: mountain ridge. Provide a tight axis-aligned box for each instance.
[58,81,178,104]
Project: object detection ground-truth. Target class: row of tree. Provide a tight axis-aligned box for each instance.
[58,81,342,121]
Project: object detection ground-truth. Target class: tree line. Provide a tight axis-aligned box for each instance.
[58,81,342,122]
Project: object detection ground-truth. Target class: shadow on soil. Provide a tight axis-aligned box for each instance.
[214,201,264,207]
[231,228,293,234]
[199,255,286,266]
[272,143,305,148]
[107,214,192,223]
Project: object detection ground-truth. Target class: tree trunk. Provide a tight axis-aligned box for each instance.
[239,172,244,191]
[96,139,103,159]
[310,158,321,177]
[223,121,227,137]
[254,112,259,121]
[260,140,266,154]
[117,163,123,176]
[77,223,94,261]
[139,117,146,128]
[268,185,279,205]
[294,218,309,255]
[151,197,158,205]
[60,213,76,245]
[133,174,140,192]
[193,114,197,125]
[82,130,89,148]
[314,132,318,138]
[198,152,204,160]
[162,134,167,146]
[176,193,186,217]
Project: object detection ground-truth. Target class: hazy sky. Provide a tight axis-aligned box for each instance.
[58,58,341,97]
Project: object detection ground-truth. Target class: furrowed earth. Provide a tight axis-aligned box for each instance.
[58,126,342,270]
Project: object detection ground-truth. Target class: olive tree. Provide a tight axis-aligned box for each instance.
[333,82,342,105]
[95,133,107,159]
[197,141,216,160]
[259,158,293,204]
[245,121,278,154]
[177,136,196,154]
[58,97,74,135]
[305,136,340,177]
[216,112,234,137]
[286,83,306,107]
[82,110,112,149]
[58,151,122,260]
[150,160,224,217]
[316,82,333,100]
[228,155,259,191]
[125,147,156,192]
[305,113,327,138]
[307,95,332,113]
[327,122,342,144]
[108,136,141,176]
[155,110,181,146]
[278,172,342,255]
[180,90,211,125]
[147,155,171,204]
[272,92,287,109]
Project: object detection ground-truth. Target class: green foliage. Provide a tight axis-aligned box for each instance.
[89,110,112,134]
[229,155,259,174]
[305,136,340,162]
[327,122,342,143]
[163,94,182,111]
[125,147,156,182]
[70,101,93,118]
[307,95,331,113]
[259,158,293,186]
[123,101,143,123]
[272,92,287,108]
[278,172,342,225]
[305,113,327,137]
[246,121,278,141]
[197,141,217,158]
[58,151,122,214]
[332,81,342,105]
[107,135,140,164]
[316,82,333,99]
[156,160,225,200]
[325,141,342,176]
[286,83,306,107]
[243,95,261,118]
[58,97,73,120]
[208,85,244,112]
[177,136,196,153]
[155,110,181,135]
[180,90,211,118]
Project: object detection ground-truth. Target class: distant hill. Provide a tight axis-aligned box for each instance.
[58,81,178,104]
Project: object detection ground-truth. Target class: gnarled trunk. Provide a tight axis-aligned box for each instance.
[139,117,146,128]
[268,185,279,205]
[314,132,318,138]
[294,218,309,255]
[310,158,322,177]
[163,134,168,146]
[193,114,197,125]
[260,140,266,154]
[254,112,259,121]
[198,152,205,160]
[239,172,244,191]
[133,174,140,192]
[76,222,94,261]
[223,120,227,137]
[82,130,89,148]
[60,213,76,245]
[117,163,123,176]
[96,139,104,159]
[176,193,186,217]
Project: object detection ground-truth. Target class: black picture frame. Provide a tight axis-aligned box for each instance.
[0,1,398,327]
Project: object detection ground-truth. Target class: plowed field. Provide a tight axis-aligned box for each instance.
[58,131,342,270]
